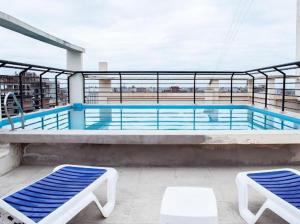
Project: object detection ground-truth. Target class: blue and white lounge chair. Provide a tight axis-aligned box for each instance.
[236,169,300,224]
[0,164,118,224]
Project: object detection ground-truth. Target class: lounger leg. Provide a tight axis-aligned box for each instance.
[260,200,299,224]
[92,170,118,218]
[236,175,258,224]
[239,198,281,224]
[251,200,271,224]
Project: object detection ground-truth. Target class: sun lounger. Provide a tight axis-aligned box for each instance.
[236,168,300,224]
[0,164,118,224]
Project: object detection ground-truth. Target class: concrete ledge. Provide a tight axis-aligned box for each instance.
[0,130,300,144]
[22,143,300,166]
[2,129,300,166]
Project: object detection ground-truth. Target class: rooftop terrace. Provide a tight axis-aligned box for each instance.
[1,6,300,224]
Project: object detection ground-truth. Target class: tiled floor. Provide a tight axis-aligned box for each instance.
[0,165,293,224]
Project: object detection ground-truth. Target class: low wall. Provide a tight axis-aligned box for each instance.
[0,144,22,175]
[21,143,300,166]
[1,129,300,167]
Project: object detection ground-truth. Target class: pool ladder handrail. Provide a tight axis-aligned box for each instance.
[4,92,25,130]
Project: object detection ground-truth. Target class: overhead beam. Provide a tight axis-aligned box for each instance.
[0,11,85,53]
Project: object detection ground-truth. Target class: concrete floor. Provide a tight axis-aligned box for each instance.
[0,166,294,224]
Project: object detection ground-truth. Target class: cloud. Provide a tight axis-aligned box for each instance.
[0,0,297,70]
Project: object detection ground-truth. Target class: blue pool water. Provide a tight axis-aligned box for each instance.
[1,104,300,131]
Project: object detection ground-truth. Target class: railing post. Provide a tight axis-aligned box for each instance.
[18,66,31,109]
[264,74,268,108]
[282,72,286,111]
[39,69,50,109]
[55,74,58,106]
[258,70,268,108]
[274,67,286,111]
[252,76,255,105]
[40,74,43,109]
[55,72,64,106]
[157,72,159,104]
[67,75,71,104]
[119,72,122,104]
[0,63,6,119]
[19,71,23,109]
[246,72,255,105]
[193,73,197,104]
[82,73,86,104]
[230,73,234,104]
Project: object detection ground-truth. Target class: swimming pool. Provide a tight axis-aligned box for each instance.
[1,104,300,131]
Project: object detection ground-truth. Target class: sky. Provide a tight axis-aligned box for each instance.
[0,0,297,71]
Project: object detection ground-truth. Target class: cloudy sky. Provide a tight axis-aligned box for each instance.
[0,0,297,71]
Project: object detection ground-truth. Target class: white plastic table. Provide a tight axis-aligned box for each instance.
[160,187,218,224]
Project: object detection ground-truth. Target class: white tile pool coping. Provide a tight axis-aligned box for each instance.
[0,129,300,144]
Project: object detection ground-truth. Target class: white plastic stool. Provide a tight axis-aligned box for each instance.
[160,187,218,224]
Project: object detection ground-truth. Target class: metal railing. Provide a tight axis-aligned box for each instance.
[82,71,247,105]
[1,59,300,116]
[246,62,300,112]
[0,60,74,116]
[83,62,300,112]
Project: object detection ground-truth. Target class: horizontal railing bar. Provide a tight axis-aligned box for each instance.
[82,71,244,74]
[1,65,73,75]
[84,99,250,101]
[1,59,300,75]
[84,78,248,80]
[0,59,73,73]
[246,61,300,72]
